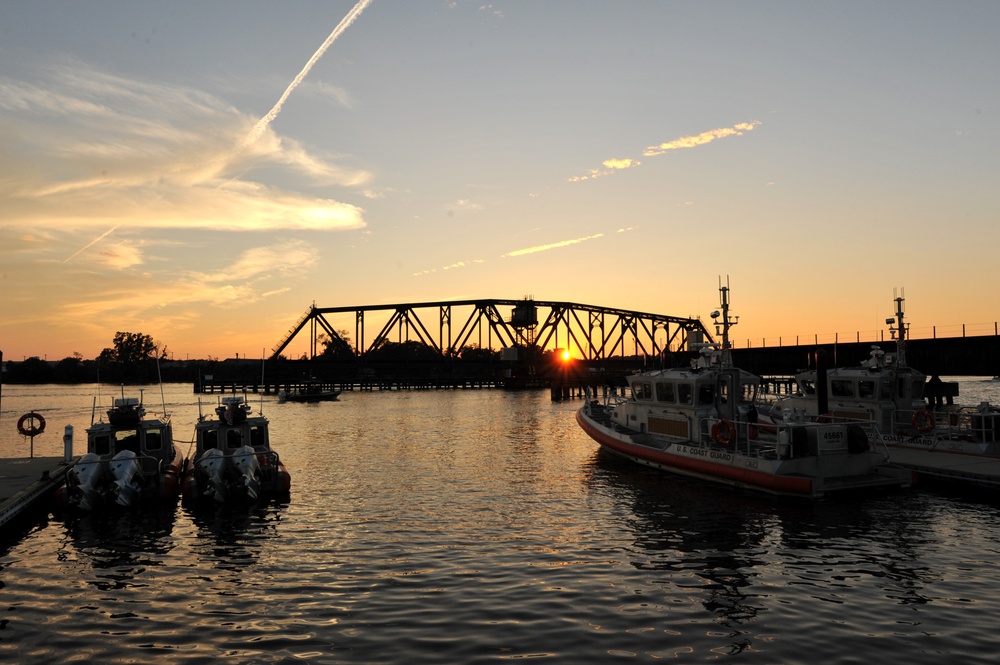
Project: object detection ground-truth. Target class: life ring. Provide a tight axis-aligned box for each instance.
[711,419,735,446]
[17,412,46,437]
[912,409,936,433]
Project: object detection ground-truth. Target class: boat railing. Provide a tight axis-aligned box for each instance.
[697,415,881,460]
[888,403,1000,445]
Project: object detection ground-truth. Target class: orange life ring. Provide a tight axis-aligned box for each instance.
[912,409,936,433]
[17,412,46,437]
[711,419,735,446]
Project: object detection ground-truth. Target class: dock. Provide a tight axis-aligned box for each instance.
[0,457,72,531]
[888,448,1000,488]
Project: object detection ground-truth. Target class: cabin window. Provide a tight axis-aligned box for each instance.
[656,382,675,403]
[93,434,111,456]
[203,430,218,450]
[718,382,729,404]
[741,382,757,403]
[250,425,267,448]
[698,383,716,405]
[678,384,693,405]
[831,380,854,397]
[226,429,244,449]
[799,380,816,396]
[879,379,894,399]
[858,381,876,399]
[115,430,140,454]
[910,378,925,398]
[145,429,163,451]
[631,382,652,400]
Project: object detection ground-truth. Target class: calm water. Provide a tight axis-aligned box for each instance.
[2,380,1000,663]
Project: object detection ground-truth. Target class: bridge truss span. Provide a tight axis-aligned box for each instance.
[269,299,712,361]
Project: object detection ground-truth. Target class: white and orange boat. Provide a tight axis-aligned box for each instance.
[768,292,1000,488]
[576,283,911,498]
[182,396,290,504]
[57,390,185,511]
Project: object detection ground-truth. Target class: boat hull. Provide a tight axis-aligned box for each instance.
[181,451,291,504]
[55,448,184,511]
[577,409,909,498]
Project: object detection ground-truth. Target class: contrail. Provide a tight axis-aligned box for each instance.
[64,225,120,262]
[242,0,374,148]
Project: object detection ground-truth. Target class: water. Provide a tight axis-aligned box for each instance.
[2,380,1000,663]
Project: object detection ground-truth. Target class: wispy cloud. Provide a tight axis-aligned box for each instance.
[501,233,605,257]
[0,62,371,243]
[60,240,318,323]
[242,0,375,148]
[643,122,760,156]
[568,121,760,182]
[412,258,486,276]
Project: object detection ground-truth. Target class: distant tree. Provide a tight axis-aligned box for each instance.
[97,331,161,383]
[319,330,356,361]
[365,340,441,364]
[458,345,500,363]
[54,356,89,383]
[5,356,54,383]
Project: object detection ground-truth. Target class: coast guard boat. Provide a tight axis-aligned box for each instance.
[182,395,291,504]
[576,283,911,498]
[769,292,1000,487]
[57,389,185,511]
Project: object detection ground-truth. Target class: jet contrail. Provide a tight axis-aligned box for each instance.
[64,225,120,262]
[242,0,374,148]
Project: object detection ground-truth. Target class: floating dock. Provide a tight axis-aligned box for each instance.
[888,448,1000,488]
[0,457,72,531]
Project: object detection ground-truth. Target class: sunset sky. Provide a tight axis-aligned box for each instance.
[2,1,998,362]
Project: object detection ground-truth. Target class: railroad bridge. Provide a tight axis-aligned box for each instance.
[269,298,714,361]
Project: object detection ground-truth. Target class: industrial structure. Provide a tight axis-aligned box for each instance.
[269,298,713,362]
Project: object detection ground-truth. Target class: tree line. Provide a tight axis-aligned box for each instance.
[2,331,537,385]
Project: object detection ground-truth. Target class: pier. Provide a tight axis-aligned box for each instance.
[0,457,72,532]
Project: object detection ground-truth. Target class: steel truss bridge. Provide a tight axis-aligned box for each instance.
[270,299,713,362]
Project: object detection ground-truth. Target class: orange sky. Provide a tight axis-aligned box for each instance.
[2,2,999,362]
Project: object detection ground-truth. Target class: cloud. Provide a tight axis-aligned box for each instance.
[643,121,760,157]
[569,121,761,182]
[59,239,319,324]
[0,62,371,240]
[413,258,486,276]
[501,233,605,257]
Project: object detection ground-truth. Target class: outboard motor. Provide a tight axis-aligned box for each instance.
[109,449,144,507]
[232,445,261,501]
[197,448,228,503]
[71,452,106,511]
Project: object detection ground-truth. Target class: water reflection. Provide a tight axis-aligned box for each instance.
[583,448,984,656]
[58,505,177,568]
[184,502,287,573]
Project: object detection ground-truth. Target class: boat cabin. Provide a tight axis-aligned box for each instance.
[617,366,761,442]
[198,420,269,453]
[628,369,760,409]
[195,397,270,455]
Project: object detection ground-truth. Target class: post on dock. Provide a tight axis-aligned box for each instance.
[63,425,74,462]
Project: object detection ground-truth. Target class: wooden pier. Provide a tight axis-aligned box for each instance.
[0,457,72,532]
[196,377,506,394]
[887,448,1000,489]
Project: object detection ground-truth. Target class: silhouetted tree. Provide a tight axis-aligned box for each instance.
[319,330,356,362]
[97,331,161,383]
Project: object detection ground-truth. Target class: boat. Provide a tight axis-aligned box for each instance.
[576,283,912,498]
[277,381,341,403]
[182,395,291,503]
[56,390,185,511]
[767,293,1000,487]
